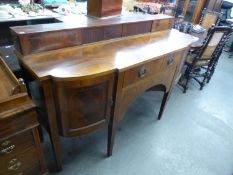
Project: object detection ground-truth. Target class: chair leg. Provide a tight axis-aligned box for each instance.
[207,64,216,83]
[200,75,207,90]
[183,76,190,93]
[200,82,205,90]
[182,65,193,93]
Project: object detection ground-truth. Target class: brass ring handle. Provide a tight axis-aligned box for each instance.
[8,159,21,171]
[167,57,174,66]
[138,66,146,78]
[0,145,15,154]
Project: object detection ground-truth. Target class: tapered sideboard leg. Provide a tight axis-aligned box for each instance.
[107,122,117,157]
[158,91,169,120]
[42,80,62,171]
[48,131,62,171]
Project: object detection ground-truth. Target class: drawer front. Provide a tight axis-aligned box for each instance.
[122,21,152,37]
[160,54,180,72]
[21,29,82,55]
[82,27,104,44]
[123,54,180,88]
[0,147,40,175]
[104,25,122,40]
[151,18,174,32]
[0,131,34,160]
[123,56,167,88]
[0,111,38,138]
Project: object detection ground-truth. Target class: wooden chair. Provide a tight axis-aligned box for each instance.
[180,26,232,93]
[199,9,221,29]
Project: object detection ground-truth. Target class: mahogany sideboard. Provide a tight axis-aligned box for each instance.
[0,57,47,174]
[10,14,197,171]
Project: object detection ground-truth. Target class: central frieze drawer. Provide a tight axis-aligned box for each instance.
[122,58,163,88]
[122,54,178,88]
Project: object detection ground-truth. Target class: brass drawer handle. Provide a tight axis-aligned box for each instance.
[0,145,15,154]
[167,57,174,66]
[1,140,11,146]
[8,159,21,171]
[138,66,146,78]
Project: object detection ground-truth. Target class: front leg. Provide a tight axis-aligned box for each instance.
[107,122,117,157]
[42,80,62,171]
[158,91,169,120]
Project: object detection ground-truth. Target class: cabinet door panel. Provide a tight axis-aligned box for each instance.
[53,74,115,137]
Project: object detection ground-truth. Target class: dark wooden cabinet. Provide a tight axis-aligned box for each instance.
[0,57,47,175]
[87,0,123,17]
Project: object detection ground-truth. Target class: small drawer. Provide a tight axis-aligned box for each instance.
[151,18,174,32]
[160,55,177,71]
[0,111,38,138]
[0,147,40,175]
[0,131,34,159]
[122,21,152,37]
[104,25,122,40]
[123,58,163,88]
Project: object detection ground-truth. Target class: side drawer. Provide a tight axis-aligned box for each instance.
[0,147,40,175]
[160,54,180,72]
[0,111,38,138]
[122,58,163,88]
[0,131,34,160]
[19,29,82,55]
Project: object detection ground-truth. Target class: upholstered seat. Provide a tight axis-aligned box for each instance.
[185,54,209,66]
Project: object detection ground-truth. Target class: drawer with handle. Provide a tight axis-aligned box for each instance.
[0,131,34,159]
[160,55,178,71]
[0,147,40,175]
[122,54,179,88]
[122,58,164,88]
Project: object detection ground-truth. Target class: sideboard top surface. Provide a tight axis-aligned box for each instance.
[11,13,173,35]
[20,29,198,81]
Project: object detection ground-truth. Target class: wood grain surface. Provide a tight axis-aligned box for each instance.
[18,29,197,81]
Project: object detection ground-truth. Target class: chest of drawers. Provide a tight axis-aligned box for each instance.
[0,57,47,175]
